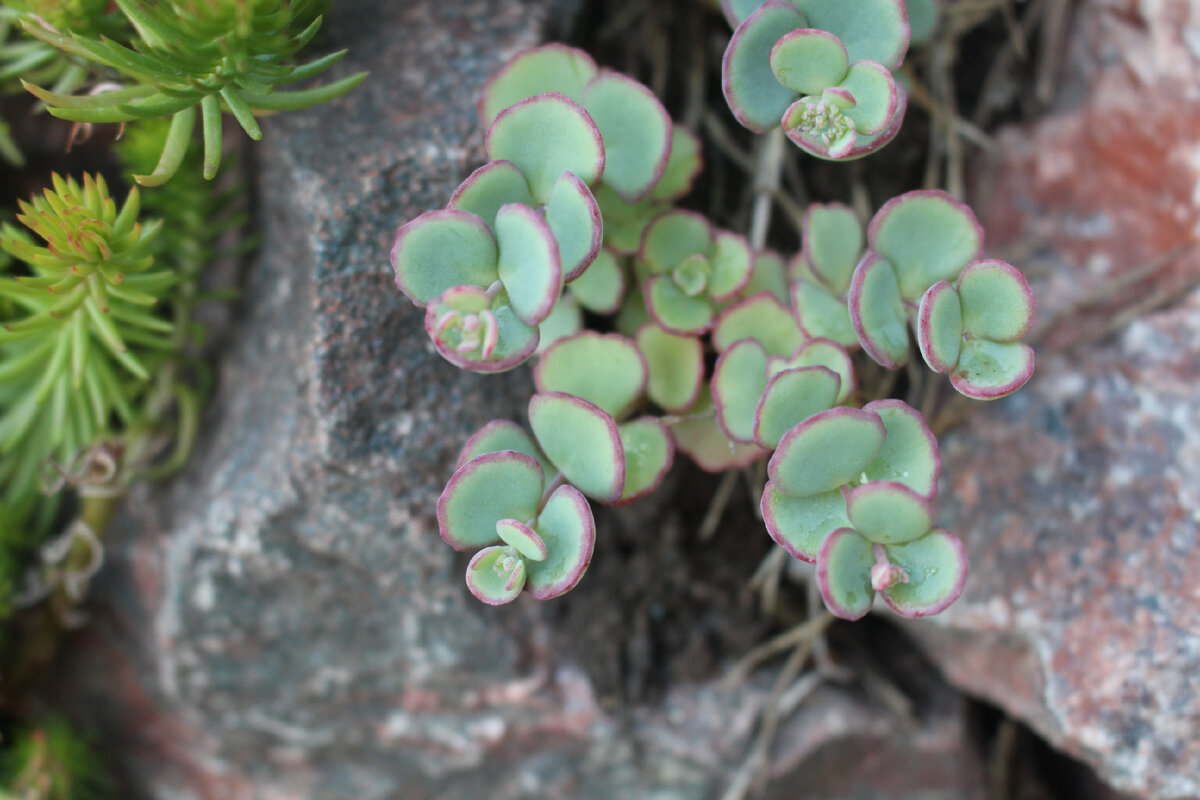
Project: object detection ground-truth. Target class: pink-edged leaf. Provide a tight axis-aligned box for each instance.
[848,252,909,369]
[568,246,626,313]
[424,285,539,373]
[635,322,705,413]
[456,419,547,473]
[761,483,848,563]
[916,279,962,373]
[466,546,527,605]
[495,203,563,325]
[753,365,841,448]
[712,338,770,444]
[391,210,498,306]
[768,406,885,497]
[868,189,984,299]
[582,70,672,202]
[817,527,876,620]
[792,278,858,348]
[956,259,1035,342]
[446,160,534,228]
[496,518,548,561]
[769,28,849,95]
[546,171,603,282]
[785,337,857,404]
[486,93,605,204]
[738,249,790,303]
[478,44,598,127]
[536,290,583,355]
[529,392,625,503]
[722,1,807,133]
[438,451,543,550]
[844,481,933,544]
[526,484,597,599]
[861,399,940,498]
[721,0,773,27]
[644,274,715,335]
[794,0,910,70]
[649,125,703,203]
[713,291,803,356]
[802,202,863,295]
[709,231,754,301]
[837,59,898,135]
[639,209,714,273]
[534,331,648,419]
[616,417,675,504]
[881,528,968,617]
[949,339,1035,400]
[671,387,768,472]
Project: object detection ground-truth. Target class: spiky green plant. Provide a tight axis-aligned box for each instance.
[17,0,365,184]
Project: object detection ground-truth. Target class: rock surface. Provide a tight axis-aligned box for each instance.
[909,1,1200,798]
[52,2,985,799]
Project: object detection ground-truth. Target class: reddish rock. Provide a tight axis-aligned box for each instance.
[909,2,1200,798]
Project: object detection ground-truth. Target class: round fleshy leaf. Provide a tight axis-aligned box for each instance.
[636,322,704,413]
[456,419,547,473]
[793,279,858,348]
[546,171,603,282]
[536,290,583,355]
[496,518,548,562]
[709,231,754,301]
[754,366,841,448]
[769,28,850,95]
[569,247,626,313]
[838,60,898,136]
[391,210,498,306]
[438,451,544,550]
[712,339,770,444]
[823,86,856,107]
[916,280,962,374]
[861,399,940,498]
[529,392,625,503]
[956,259,1035,342]
[479,44,598,126]
[722,1,807,133]
[526,484,597,599]
[768,406,885,497]
[907,0,940,47]
[672,387,768,472]
[881,528,968,617]
[803,202,863,295]
[950,339,1035,400]
[640,210,714,273]
[674,254,711,297]
[534,332,648,419]
[649,126,703,203]
[817,527,876,620]
[583,71,672,202]
[787,337,857,404]
[447,160,535,228]
[617,417,675,504]
[486,93,605,204]
[868,190,984,300]
[794,0,910,70]
[466,546,527,605]
[845,481,933,545]
[496,203,563,325]
[849,252,909,369]
[739,249,789,303]
[721,0,773,27]
[425,286,539,373]
[713,292,803,356]
[645,274,715,335]
[761,484,848,563]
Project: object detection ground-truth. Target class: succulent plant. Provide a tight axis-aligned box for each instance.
[721,0,910,159]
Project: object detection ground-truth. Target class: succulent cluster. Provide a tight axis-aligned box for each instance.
[391,42,1036,618]
[720,0,910,160]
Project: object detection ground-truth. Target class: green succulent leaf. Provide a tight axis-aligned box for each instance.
[722,1,807,132]
[424,285,539,373]
[803,202,863,295]
[792,278,858,347]
[478,43,598,127]
[916,279,962,373]
[536,291,583,355]
[849,252,909,368]
[437,451,544,550]
[635,322,704,413]
[594,183,663,255]
[907,0,941,47]
[713,291,803,356]
[617,417,674,504]
[582,70,672,202]
[673,254,711,297]
[391,209,498,306]
[780,337,856,403]
[769,27,849,95]
[754,365,840,448]
[817,527,876,620]
[456,419,551,478]
[541,172,602,283]
[881,528,968,617]
[529,392,625,503]
[956,259,1035,342]
[738,249,789,303]
[496,518,548,561]
[868,190,984,300]
[672,386,767,472]
[768,406,885,497]
[534,331,647,419]
[639,209,713,273]
[649,125,703,202]
[568,247,625,313]
[845,481,933,544]
[447,160,535,228]
[950,338,1035,400]
[526,484,597,599]
[837,59,897,136]
[486,92,605,204]
[794,0,910,69]
[712,338,770,444]
[708,231,754,301]
[644,274,715,335]
[761,484,848,562]
[720,0,775,26]
[466,545,527,605]
[861,399,940,498]
[496,202,563,325]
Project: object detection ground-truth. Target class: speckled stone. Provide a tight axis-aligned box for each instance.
[907,2,1200,798]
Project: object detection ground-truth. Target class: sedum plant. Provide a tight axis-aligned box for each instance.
[390,41,1036,621]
